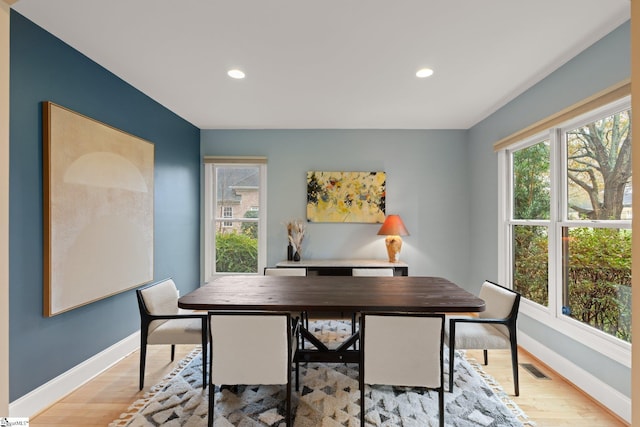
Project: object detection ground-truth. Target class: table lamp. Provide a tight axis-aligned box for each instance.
[377,214,409,262]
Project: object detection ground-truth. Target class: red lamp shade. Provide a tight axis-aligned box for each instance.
[377,215,409,262]
[377,215,409,236]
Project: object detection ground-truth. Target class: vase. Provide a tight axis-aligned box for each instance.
[293,251,301,262]
[287,243,293,261]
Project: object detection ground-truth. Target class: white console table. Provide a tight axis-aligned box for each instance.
[275,259,408,276]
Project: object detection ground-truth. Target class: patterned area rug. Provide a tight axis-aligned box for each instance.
[111,320,534,427]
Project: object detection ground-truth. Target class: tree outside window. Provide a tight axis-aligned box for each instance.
[509,105,631,343]
[562,109,631,342]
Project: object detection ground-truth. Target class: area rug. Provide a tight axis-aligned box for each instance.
[110,320,534,427]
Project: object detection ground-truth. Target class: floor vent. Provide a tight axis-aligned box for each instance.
[521,363,550,380]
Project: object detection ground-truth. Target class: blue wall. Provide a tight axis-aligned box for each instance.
[9,11,200,400]
[467,21,631,396]
[201,129,472,284]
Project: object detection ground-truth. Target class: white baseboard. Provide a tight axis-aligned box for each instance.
[9,331,140,418]
[519,331,630,424]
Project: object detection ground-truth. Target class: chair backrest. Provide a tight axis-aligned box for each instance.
[361,313,444,388]
[209,312,291,385]
[264,267,307,276]
[478,281,520,336]
[137,278,180,333]
[352,268,394,277]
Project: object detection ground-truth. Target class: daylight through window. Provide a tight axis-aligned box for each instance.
[503,96,631,348]
[204,158,267,279]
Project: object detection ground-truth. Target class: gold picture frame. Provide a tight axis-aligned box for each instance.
[43,102,154,316]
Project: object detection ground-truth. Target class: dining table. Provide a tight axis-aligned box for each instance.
[178,275,485,364]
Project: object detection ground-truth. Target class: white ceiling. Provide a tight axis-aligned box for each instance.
[13,0,630,129]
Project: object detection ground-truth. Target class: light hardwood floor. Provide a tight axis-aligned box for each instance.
[29,344,627,426]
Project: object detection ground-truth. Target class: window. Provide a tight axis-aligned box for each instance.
[560,107,632,342]
[204,158,267,280]
[501,96,631,363]
[222,206,233,227]
[511,140,550,307]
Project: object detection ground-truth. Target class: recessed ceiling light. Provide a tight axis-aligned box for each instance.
[416,68,434,78]
[227,69,246,79]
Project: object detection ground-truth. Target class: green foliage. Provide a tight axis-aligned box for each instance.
[565,228,631,342]
[515,226,632,342]
[512,142,550,220]
[513,226,549,305]
[215,232,258,273]
[241,210,259,239]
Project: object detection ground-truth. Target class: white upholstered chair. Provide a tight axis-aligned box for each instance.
[136,278,207,390]
[264,267,307,276]
[265,266,307,334]
[352,268,394,276]
[360,312,445,427]
[207,311,299,427]
[445,280,521,395]
[350,268,395,336]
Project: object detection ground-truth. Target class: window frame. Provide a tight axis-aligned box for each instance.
[221,206,233,228]
[499,97,631,367]
[507,134,553,310]
[203,159,267,282]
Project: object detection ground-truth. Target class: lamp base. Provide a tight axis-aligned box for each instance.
[384,235,403,263]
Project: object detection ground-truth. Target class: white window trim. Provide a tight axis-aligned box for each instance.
[203,161,267,282]
[221,206,233,228]
[499,100,632,367]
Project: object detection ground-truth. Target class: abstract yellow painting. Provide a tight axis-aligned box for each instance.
[306,171,386,223]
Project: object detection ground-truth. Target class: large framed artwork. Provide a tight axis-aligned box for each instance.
[306,171,386,223]
[43,102,154,317]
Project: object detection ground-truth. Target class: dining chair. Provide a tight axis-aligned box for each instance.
[136,278,208,390]
[445,280,521,395]
[350,268,395,336]
[352,268,394,276]
[264,267,307,276]
[265,266,307,345]
[207,311,299,427]
[359,312,445,427]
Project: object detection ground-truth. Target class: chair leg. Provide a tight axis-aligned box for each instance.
[483,349,488,365]
[139,327,149,390]
[510,336,520,396]
[171,344,175,361]
[139,342,147,390]
[448,324,456,393]
[207,383,215,427]
[300,312,306,350]
[438,387,444,427]
[352,313,356,336]
[286,380,292,426]
[207,329,214,427]
[201,318,208,390]
[351,313,356,350]
[360,383,365,427]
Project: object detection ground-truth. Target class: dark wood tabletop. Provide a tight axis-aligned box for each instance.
[178,275,485,313]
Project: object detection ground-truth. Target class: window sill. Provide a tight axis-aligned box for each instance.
[519,300,631,368]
